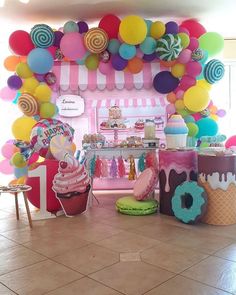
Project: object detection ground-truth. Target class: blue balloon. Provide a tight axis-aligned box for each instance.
[196,118,218,139]
[145,20,152,36]
[200,50,208,65]
[27,48,54,74]
[119,43,136,60]
[140,37,157,55]
[14,167,28,179]
[108,39,121,54]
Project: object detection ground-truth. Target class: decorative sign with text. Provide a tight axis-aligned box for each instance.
[57,95,85,117]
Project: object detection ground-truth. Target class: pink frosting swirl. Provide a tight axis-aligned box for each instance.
[53,157,90,194]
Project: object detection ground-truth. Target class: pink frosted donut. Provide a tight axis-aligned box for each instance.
[134,167,158,200]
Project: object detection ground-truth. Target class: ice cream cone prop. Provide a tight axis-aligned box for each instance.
[198,153,236,225]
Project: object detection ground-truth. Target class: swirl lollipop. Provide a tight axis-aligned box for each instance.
[156,34,182,61]
[84,28,109,54]
[204,59,225,84]
[18,93,39,116]
[50,134,74,161]
[30,24,55,48]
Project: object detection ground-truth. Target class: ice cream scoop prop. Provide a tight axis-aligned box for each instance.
[52,155,90,217]
[198,152,236,225]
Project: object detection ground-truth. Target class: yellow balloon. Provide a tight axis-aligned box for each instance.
[119,15,147,45]
[11,152,27,168]
[171,63,186,78]
[34,84,52,103]
[175,99,185,110]
[196,79,212,91]
[16,62,33,79]
[210,114,218,121]
[22,77,39,94]
[12,116,37,142]
[17,176,26,184]
[150,21,165,39]
[184,86,210,112]
[40,102,56,118]
[177,33,190,49]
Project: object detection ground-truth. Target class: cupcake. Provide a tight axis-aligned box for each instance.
[164,114,189,149]
[52,156,90,217]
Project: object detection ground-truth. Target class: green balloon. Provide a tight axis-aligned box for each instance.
[186,122,199,137]
[199,32,224,57]
[85,54,99,70]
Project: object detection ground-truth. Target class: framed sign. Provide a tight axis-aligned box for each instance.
[56,95,85,117]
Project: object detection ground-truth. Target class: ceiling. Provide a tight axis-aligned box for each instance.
[1,0,236,38]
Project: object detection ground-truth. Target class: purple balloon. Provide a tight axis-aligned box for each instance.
[111,54,128,71]
[153,71,179,94]
[7,75,22,90]
[34,73,45,82]
[143,52,157,62]
[217,109,226,117]
[77,21,89,34]
[54,31,64,47]
[165,21,179,34]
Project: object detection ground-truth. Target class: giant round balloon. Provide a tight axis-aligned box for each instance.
[9,30,35,56]
[156,34,182,61]
[30,24,55,48]
[183,85,210,112]
[153,71,179,94]
[26,159,62,212]
[12,116,37,142]
[119,15,147,45]
[180,20,206,38]
[198,32,224,57]
[60,32,87,60]
[99,14,121,39]
[196,117,218,138]
[204,59,225,84]
[27,48,54,74]
[30,118,74,158]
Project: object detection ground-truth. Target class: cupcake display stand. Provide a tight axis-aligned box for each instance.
[100,127,126,146]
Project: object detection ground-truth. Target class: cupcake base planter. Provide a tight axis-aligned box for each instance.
[165,134,187,149]
[56,186,90,217]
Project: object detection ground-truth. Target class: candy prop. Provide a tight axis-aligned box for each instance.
[89,155,96,177]
[110,157,118,178]
[156,34,182,61]
[99,50,110,63]
[128,156,136,180]
[30,118,74,158]
[134,167,157,201]
[18,93,38,117]
[44,72,57,86]
[201,134,226,144]
[101,158,108,177]
[84,28,109,54]
[204,59,225,84]
[116,196,158,216]
[94,156,102,178]
[30,24,55,48]
[138,153,145,173]
[191,48,204,61]
[49,134,74,161]
[172,181,207,224]
[118,156,126,178]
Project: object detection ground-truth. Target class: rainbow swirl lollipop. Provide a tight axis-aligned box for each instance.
[30,24,55,48]
[156,34,182,61]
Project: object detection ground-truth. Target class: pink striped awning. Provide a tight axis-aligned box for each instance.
[52,61,163,91]
[86,97,167,109]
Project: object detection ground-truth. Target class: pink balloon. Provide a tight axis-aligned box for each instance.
[47,46,57,59]
[179,75,196,90]
[1,142,16,159]
[225,136,236,148]
[166,103,176,115]
[0,86,17,102]
[217,109,226,117]
[136,48,144,59]
[177,49,192,64]
[186,61,202,77]
[176,90,184,99]
[28,152,39,165]
[0,159,14,175]
[99,62,113,75]
[60,32,86,61]
[187,37,199,51]
[192,113,202,121]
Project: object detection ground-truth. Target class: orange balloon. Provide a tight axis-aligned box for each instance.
[160,60,176,68]
[209,105,218,114]
[4,55,21,71]
[167,92,177,103]
[70,142,76,154]
[127,57,143,74]
[20,56,27,62]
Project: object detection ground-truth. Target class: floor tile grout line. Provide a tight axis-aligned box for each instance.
[0,281,19,295]
[141,274,179,295]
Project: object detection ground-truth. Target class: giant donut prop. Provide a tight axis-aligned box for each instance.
[171,181,207,224]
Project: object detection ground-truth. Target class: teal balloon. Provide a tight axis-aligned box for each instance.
[196,65,205,80]
[119,43,136,60]
[140,37,157,55]
[63,21,79,33]
[196,118,218,138]
[199,32,224,57]
[76,51,90,65]
[12,92,21,104]
[184,115,195,123]
[108,39,121,54]
[145,20,152,36]
[14,167,28,179]
[200,50,208,65]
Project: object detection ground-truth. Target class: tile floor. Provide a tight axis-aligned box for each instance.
[0,191,236,294]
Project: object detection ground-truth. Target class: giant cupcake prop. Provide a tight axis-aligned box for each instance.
[53,155,90,217]
[198,151,236,225]
[164,114,189,149]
